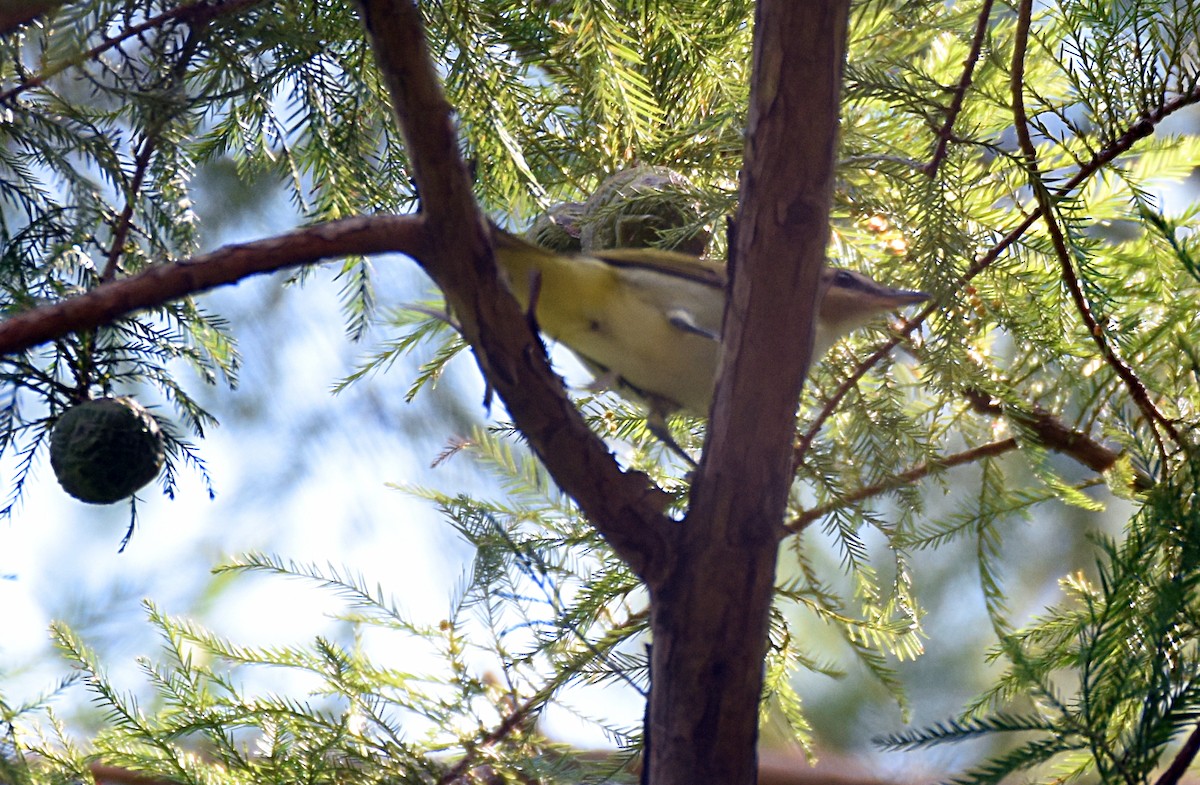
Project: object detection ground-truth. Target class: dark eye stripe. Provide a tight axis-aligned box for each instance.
[833,270,872,292]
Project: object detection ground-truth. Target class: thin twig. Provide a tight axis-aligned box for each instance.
[101,23,207,282]
[1154,722,1200,785]
[793,79,1200,468]
[0,0,261,107]
[0,214,429,355]
[792,336,901,469]
[791,372,1151,535]
[101,134,158,282]
[923,0,996,178]
[786,438,1018,534]
[1010,0,1177,460]
[790,382,1148,533]
[434,692,542,785]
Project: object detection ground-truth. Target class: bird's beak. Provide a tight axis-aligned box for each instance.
[819,268,928,319]
[872,286,929,308]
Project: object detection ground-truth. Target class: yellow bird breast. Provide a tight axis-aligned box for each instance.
[531,255,723,416]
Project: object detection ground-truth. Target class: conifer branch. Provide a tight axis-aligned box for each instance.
[793,334,904,468]
[1154,722,1200,785]
[101,19,208,282]
[791,387,1144,535]
[355,0,672,582]
[923,0,995,178]
[100,22,204,284]
[0,215,429,355]
[89,764,171,785]
[102,132,158,283]
[434,692,543,785]
[786,438,1018,534]
[961,388,1148,482]
[1010,0,1179,460]
[796,63,1200,470]
[5,5,1200,785]
[0,0,262,107]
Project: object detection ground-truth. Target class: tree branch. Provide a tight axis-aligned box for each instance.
[0,215,427,355]
[1154,722,1200,785]
[923,0,996,178]
[89,764,175,785]
[794,78,1200,468]
[0,0,678,583]
[644,3,852,784]
[789,386,1148,535]
[1010,0,1179,460]
[786,438,1019,534]
[793,334,905,469]
[961,387,1149,483]
[434,691,542,785]
[102,133,159,283]
[354,0,672,582]
[90,750,912,785]
[101,20,208,283]
[0,0,262,106]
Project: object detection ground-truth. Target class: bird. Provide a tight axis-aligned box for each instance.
[490,227,928,460]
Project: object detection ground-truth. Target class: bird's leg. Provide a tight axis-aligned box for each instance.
[523,269,543,334]
[582,368,621,394]
[645,407,698,468]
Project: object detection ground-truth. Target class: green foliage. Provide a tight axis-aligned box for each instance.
[0,542,644,785]
[335,301,467,403]
[878,455,1200,785]
[4,0,1200,779]
[0,0,757,520]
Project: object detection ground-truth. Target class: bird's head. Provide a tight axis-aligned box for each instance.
[813,267,928,354]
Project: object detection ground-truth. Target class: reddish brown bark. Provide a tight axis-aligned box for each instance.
[643,3,851,784]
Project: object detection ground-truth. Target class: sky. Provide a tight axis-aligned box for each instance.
[0,166,1154,772]
[0,201,648,748]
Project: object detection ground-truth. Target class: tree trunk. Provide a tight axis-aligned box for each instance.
[643,2,851,783]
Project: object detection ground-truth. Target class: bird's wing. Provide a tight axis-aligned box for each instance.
[666,309,720,341]
[589,246,727,289]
